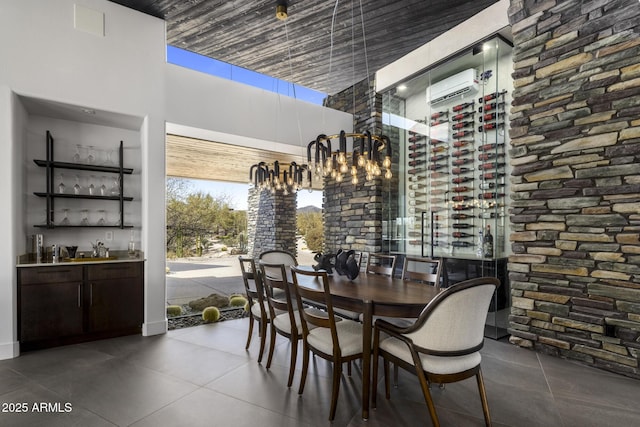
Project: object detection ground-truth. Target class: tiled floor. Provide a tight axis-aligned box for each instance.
[2,318,640,426]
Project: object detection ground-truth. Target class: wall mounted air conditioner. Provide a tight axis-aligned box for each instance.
[426,68,478,105]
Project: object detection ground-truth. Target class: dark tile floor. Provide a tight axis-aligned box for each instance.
[1,317,640,426]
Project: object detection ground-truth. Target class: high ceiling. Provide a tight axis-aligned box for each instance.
[110,0,499,95]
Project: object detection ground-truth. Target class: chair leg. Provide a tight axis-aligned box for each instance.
[257,320,268,364]
[372,350,380,408]
[393,362,399,387]
[328,360,342,421]
[287,337,298,387]
[347,360,352,376]
[416,370,440,427]
[266,326,277,369]
[298,344,310,395]
[476,369,492,427]
[383,359,391,399]
[245,315,254,350]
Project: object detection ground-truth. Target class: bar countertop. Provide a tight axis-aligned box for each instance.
[17,251,145,267]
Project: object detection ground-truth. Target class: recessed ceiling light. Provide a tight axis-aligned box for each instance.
[397,85,407,91]
[81,108,96,115]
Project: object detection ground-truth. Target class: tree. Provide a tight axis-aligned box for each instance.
[297,211,323,252]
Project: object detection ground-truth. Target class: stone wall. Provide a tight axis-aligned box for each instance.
[507,0,640,377]
[246,187,297,258]
[323,77,399,253]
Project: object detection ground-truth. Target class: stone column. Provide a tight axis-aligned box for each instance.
[507,0,640,378]
[247,187,297,259]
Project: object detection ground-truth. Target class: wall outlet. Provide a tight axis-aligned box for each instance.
[105,231,113,241]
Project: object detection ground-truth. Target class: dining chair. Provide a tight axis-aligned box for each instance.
[366,253,397,277]
[259,249,298,268]
[239,256,270,364]
[290,266,365,421]
[258,260,301,387]
[372,276,500,427]
[401,256,442,289]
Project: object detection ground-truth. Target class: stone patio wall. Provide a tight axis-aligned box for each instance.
[247,187,297,258]
[507,0,640,377]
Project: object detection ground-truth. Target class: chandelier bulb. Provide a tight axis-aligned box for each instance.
[385,169,392,179]
[351,176,358,185]
[357,155,365,167]
[336,173,343,183]
[383,156,391,168]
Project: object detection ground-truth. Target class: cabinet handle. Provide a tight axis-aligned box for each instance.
[77,284,82,308]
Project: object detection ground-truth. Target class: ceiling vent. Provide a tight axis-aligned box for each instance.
[426,68,478,105]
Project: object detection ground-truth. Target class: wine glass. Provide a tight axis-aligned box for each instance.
[88,175,97,195]
[87,146,96,164]
[110,176,120,196]
[73,175,82,195]
[97,209,106,226]
[100,176,108,196]
[72,144,82,163]
[80,209,90,226]
[59,209,71,226]
[57,173,66,194]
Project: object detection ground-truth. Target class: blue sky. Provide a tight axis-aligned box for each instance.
[188,178,323,211]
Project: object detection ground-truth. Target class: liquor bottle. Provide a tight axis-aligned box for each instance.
[452,121,474,130]
[451,176,472,184]
[451,195,471,202]
[452,213,471,220]
[479,112,506,122]
[409,159,426,167]
[453,186,471,193]
[408,143,426,151]
[409,134,426,142]
[453,140,474,148]
[478,152,505,161]
[452,101,474,112]
[452,241,474,248]
[452,231,474,238]
[478,101,505,113]
[479,90,507,103]
[430,110,448,120]
[482,172,506,180]
[478,122,505,132]
[452,149,474,157]
[478,142,504,152]
[452,223,474,229]
[409,151,426,159]
[452,158,473,166]
[430,154,447,162]
[479,192,505,200]
[452,111,475,121]
[453,130,474,138]
[452,167,474,175]
[428,163,447,171]
[483,225,494,257]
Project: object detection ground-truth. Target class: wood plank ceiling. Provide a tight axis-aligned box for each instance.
[110,0,499,185]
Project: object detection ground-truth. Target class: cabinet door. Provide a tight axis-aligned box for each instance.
[19,266,84,343]
[87,263,143,333]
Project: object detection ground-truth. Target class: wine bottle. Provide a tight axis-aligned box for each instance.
[452,223,474,229]
[452,111,475,121]
[409,159,426,167]
[431,119,448,126]
[452,101,474,112]
[452,213,471,220]
[479,192,505,200]
[430,180,448,187]
[429,138,446,145]
[452,176,473,184]
[409,174,426,181]
[452,231,474,238]
[478,181,502,190]
[452,241,473,247]
[452,204,473,211]
[452,167,474,175]
[480,162,505,170]
[453,139,474,148]
[409,134,426,142]
[408,191,426,198]
[453,186,471,193]
[407,231,422,237]
[408,183,425,190]
[430,110,448,120]
[478,122,505,132]
[479,90,507,103]
[482,172,506,180]
[408,199,426,206]
[432,231,450,238]
[451,195,471,202]
[409,151,426,159]
[478,142,504,152]
[430,198,445,204]
[452,158,473,166]
[479,112,506,122]
[408,143,426,151]
[430,154,447,162]
[478,101,505,113]
[452,121,474,130]
[453,130,474,138]
[408,168,425,175]
[431,145,447,153]
[478,212,499,219]
[478,152,505,161]
[428,163,447,171]
[452,149,474,157]
[408,206,426,214]
[483,224,494,257]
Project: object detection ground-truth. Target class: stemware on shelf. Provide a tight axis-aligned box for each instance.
[80,209,90,226]
[59,209,71,226]
[88,175,97,196]
[87,146,96,164]
[97,209,106,226]
[73,175,82,195]
[110,176,120,196]
[72,144,82,163]
[57,173,65,194]
[100,176,108,196]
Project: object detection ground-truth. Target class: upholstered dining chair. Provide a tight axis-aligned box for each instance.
[366,253,397,277]
[258,260,301,387]
[290,266,364,421]
[401,256,442,289]
[239,256,269,364]
[259,249,298,268]
[372,276,500,427]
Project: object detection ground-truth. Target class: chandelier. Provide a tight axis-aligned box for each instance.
[249,161,310,195]
[307,130,392,184]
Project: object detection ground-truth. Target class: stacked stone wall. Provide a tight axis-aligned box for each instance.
[507,0,640,377]
[247,187,297,259]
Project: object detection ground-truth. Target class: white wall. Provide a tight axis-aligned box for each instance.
[0,0,352,358]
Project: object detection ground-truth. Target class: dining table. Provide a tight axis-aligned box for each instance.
[292,269,441,420]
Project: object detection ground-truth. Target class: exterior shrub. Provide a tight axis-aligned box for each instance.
[229,295,248,308]
[166,305,182,316]
[202,306,221,323]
